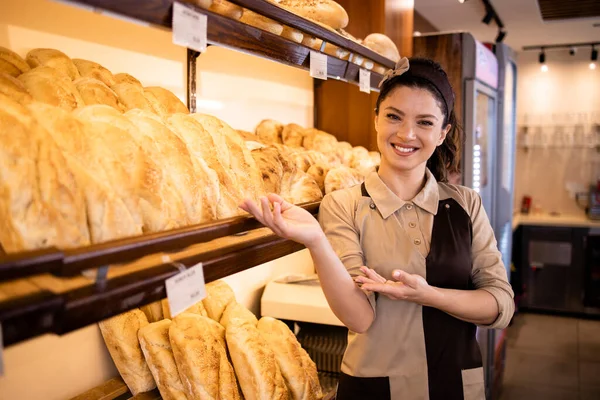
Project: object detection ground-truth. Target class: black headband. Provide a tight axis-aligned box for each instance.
[380,58,455,117]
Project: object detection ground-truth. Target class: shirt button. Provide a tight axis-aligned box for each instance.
[369,203,376,210]
[409,222,416,228]
[406,204,413,210]
[414,238,421,245]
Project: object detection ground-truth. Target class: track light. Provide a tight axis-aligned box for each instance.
[591,46,598,70]
[495,29,507,43]
[539,50,548,72]
[569,47,576,56]
[482,10,494,25]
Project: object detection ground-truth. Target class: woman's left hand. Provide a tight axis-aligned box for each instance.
[355,266,438,306]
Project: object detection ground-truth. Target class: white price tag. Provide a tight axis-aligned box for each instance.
[310,51,328,80]
[359,69,371,93]
[165,263,206,318]
[172,2,208,53]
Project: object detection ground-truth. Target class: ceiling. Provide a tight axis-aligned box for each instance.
[414,0,600,51]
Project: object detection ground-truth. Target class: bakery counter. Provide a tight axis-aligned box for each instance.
[512,212,600,231]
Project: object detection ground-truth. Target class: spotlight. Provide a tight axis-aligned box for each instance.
[482,10,494,25]
[495,29,507,43]
[569,47,576,56]
[591,46,598,70]
[539,49,548,72]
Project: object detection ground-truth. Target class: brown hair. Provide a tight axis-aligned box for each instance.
[374,58,462,183]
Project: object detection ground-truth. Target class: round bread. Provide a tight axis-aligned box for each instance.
[73,59,116,87]
[256,119,284,144]
[0,46,30,77]
[282,123,305,147]
[306,163,330,194]
[74,77,123,111]
[275,0,349,30]
[0,72,33,106]
[324,166,363,194]
[363,33,400,63]
[26,48,80,80]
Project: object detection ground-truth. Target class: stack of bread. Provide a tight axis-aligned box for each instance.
[1,45,326,254]
[99,280,323,399]
[247,119,381,198]
[186,0,400,74]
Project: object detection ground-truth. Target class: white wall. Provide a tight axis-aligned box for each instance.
[515,51,600,215]
[0,0,315,398]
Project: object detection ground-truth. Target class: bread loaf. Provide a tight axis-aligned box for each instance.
[210,0,243,19]
[138,320,187,400]
[336,141,353,166]
[26,48,80,80]
[281,26,304,43]
[220,302,258,329]
[350,145,369,166]
[306,163,330,194]
[140,301,164,323]
[240,9,284,35]
[74,105,182,232]
[170,313,242,400]
[28,102,141,243]
[167,113,238,219]
[281,169,323,204]
[273,0,348,30]
[324,165,363,194]
[113,73,142,86]
[226,316,288,400]
[73,58,116,87]
[0,95,90,252]
[251,146,284,195]
[162,298,209,319]
[0,46,30,77]
[126,109,215,224]
[74,77,123,111]
[98,309,156,395]
[302,128,338,153]
[202,280,236,322]
[363,33,401,63]
[282,123,305,147]
[0,72,33,106]
[19,66,85,111]
[257,317,323,400]
[256,119,284,144]
[111,81,156,115]
[143,87,189,116]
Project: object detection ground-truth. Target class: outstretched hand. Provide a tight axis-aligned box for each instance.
[239,194,326,248]
[354,266,437,305]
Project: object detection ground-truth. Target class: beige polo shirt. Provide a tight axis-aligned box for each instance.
[318,168,515,399]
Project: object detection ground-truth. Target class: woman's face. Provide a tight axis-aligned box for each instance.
[375,85,451,175]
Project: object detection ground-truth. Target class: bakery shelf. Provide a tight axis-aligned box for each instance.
[0,228,305,347]
[0,202,319,282]
[67,0,394,89]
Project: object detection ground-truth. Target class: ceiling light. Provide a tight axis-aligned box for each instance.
[591,46,598,70]
[539,49,548,72]
[495,29,507,43]
[569,47,576,56]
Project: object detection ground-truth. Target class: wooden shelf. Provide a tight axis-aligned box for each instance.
[68,0,394,89]
[0,229,305,347]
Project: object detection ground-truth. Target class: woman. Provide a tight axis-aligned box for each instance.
[240,58,514,400]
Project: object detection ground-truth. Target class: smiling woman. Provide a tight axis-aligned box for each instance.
[241,57,514,400]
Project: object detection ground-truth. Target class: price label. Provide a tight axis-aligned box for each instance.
[165,262,206,318]
[359,69,371,93]
[310,51,328,80]
[172,1,208,53]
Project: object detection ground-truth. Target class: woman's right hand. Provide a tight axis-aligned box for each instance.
[239,194,326,249]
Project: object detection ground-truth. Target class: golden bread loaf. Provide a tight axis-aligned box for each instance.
[140,301,164,323]
[257,317,323,400]
[0,95,90,252]
[138,319,187,400]
[256,119,284,144]
[363,33,401,63]
[251,146,285,195]
[113,73,142,86]
[111,81,156,115]
[306,163,330,194]
[210,0,244,19]
[0,72,33,106]
[202,280,237,322]
[169,313,242,400]
[282,123,305,147]
[324,165,363,194]
[0,46,30,77]
[19,66,85,111]
[166,113,238,219]
[281,26,304,43]
[143,86,189,116]
[226,315,289,400]
[281,168,323,204]
[240,9,284,35]
[28,102,141,243]
[74,77,123,111]
[272,0,348,30]
[126,109,215,224]
[72,58,116,87]
[98,309,156,395]
[302,128,338,153]
[161,298,209,320]
[25,48,80,80]
[220,302,258,329]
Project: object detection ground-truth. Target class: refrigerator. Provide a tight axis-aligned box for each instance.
[413,32,500,399]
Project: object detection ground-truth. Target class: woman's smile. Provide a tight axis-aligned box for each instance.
[390,142,420,156]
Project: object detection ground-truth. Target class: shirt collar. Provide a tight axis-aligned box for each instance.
[364,168,440,219]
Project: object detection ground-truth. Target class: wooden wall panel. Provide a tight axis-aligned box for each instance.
[314,0,414,150]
